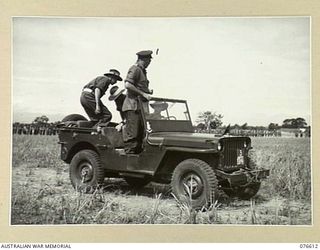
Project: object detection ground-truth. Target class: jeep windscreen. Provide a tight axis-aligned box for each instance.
[141,97,194,132]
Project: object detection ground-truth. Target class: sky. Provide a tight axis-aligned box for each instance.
[12,17,310,126]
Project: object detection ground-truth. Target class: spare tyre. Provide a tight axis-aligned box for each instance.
[62,114,88,122]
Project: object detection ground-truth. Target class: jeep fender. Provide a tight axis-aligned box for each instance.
[61,141,100,163]
[154,147,219,181]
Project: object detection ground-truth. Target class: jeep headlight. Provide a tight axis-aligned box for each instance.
[61,146,68,160]
[244,141,252,150]
[217,142,223,151]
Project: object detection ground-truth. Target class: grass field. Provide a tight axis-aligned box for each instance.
[11,135,311,225]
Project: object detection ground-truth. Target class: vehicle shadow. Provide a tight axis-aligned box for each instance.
[103,178,173,199]
[101,178,269,207]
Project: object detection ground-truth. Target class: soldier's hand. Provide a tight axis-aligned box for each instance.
[149,89,153,95]
[95,106,101,114]
[115,123,123,132]
[143,93,151,101]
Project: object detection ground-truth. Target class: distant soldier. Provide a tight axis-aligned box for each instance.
[17,124,22,134]
[29,124,34,135]
[22,125,28,135]
[40,125,45,135]
[46,125,52,135]
[34,124,39,135]
[52,126,57,135]
[13,123,17,134]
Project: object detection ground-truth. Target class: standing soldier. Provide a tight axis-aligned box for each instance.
[80,69,122,128]
[122,50,153,154]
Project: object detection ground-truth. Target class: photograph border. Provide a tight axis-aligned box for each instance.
[1,0,319,243]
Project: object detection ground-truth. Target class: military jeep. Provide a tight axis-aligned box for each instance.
[58,97,269,208]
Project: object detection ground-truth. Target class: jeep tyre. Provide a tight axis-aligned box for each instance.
[62,114,88,122]
[124,177,151,189]
[69,150,105,193]
[171,159,218,209]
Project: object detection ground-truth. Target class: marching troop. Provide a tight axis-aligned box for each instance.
[12,122,58,135]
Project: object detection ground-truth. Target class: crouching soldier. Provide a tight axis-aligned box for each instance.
[80,69,122,128]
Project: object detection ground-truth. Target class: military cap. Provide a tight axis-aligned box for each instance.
[136,50,153,59]
[104,69,122,81]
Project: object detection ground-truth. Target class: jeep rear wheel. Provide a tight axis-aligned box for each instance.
[69,150,105,193]
[124,177,151,189]
[171,159,218,209]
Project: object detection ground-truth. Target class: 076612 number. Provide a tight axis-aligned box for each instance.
[300,244,319,249]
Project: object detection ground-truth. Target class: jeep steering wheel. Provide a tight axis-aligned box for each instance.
[168,116,177,120]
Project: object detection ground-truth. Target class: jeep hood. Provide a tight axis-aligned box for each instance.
[147,132,221,149]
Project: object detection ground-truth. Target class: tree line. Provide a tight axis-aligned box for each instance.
[12,115,59,135]
[195,111,310,137]
[12,113,311,138]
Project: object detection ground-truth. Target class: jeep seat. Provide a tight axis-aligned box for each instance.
[76,120,96,128]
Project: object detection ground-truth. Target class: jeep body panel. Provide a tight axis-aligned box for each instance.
[59,128,220,177]
[147,132,220,149]
[59,127,166,175]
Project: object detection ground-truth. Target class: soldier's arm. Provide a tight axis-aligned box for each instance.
[94,88,102,113]
[125,81,151,100]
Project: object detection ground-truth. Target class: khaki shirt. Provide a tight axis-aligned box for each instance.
[83,76,111,97]
[122,64,151,112]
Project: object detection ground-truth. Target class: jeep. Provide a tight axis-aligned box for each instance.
[58,97,269,208]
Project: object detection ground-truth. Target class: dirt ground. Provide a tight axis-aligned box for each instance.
[11,164,312,225]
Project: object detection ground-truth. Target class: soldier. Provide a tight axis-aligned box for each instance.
[148,101,168,120]
[122,50,153,154]
[22,124,28,135]
[13,123,17,134]
[40,125,45,135]
[108,86,126,121]
[80,69,122,128]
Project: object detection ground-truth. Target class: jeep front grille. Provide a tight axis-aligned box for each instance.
[220,139,247,168]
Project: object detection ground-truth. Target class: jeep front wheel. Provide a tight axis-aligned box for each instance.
[171,159,218,209]
[69,150,105,193]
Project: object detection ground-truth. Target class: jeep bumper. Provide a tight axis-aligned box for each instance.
[215,168,270,186]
